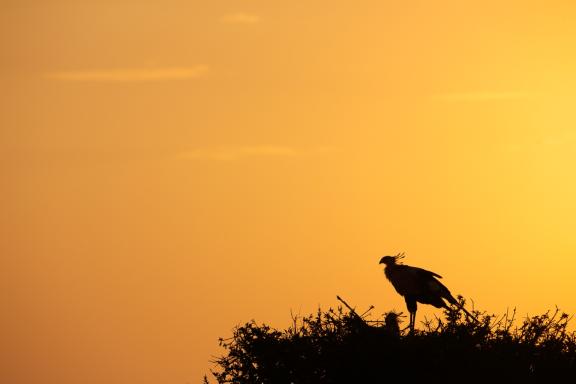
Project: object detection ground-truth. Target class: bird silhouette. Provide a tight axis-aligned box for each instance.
[379,252,478,333]
[383,311,402,336]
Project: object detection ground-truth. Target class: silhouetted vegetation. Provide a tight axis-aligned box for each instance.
[207,297,576,383]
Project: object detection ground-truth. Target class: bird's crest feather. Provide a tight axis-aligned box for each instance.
[394,252,405,263]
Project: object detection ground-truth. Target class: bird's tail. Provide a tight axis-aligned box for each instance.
[446,295,480,323]
[457,302,480,323]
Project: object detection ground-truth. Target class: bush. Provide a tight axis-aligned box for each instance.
[208,298,576,383]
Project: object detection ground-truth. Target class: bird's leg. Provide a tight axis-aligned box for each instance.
[405,296,417,334]
[403,311,415,333]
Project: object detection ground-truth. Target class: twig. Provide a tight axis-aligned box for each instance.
[336,295,364,320]
[360,305,375,317]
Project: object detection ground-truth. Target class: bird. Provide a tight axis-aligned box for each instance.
[379,252,478,333]
[383,311,403,336]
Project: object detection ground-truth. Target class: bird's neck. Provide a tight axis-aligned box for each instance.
[384,264,397,279]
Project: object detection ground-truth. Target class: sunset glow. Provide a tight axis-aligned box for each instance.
[3,1,576,383]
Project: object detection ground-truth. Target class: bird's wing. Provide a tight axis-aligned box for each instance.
[385,265,445,297]
[411,266,443,279]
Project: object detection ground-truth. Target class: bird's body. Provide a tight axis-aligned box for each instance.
[384,263,456,307]
[379,253,477,332]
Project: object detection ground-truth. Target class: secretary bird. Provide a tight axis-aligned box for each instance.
[379,253,479,333]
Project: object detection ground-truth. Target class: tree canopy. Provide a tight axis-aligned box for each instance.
[208,298,576,383]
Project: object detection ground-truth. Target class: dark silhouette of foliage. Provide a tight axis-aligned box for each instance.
[208,298,576,383]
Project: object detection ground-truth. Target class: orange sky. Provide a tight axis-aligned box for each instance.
[3,1,576,383]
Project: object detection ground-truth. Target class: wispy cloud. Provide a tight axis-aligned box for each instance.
[177,145,338,161]
[220,12,260,24]
[432,91,535,102]
[45,65,209,82]
[506,130,576,153]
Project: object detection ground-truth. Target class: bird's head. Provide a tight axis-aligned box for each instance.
[384,310,404,322]
[379,252,405,266]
